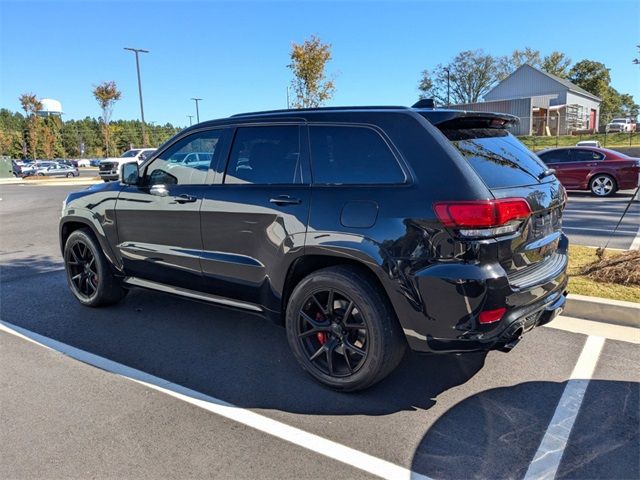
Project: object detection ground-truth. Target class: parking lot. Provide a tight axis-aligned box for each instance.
[564,190,639,249]
[0,183,638,479]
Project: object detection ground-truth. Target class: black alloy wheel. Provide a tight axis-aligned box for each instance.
[64,228,127,307]
[297,288,369,377]
[66,239,99,300]
[286,265,406,391]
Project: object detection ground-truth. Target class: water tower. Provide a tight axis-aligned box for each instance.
[37,98,63,117]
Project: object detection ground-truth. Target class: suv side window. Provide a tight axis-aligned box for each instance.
[145,130,222,185]
[571,149,605,162]
[309,125,405,184]
[224,126,301,185]
[538,150,571,164]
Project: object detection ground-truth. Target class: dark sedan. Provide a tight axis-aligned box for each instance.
[537,147,640,196]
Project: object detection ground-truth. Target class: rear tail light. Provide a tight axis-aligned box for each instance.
[479,307,506,324]
[433,198,531,238]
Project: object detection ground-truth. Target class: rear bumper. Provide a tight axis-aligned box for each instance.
[399,234,569,353]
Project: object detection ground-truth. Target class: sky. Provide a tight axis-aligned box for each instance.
[1,0,638,127]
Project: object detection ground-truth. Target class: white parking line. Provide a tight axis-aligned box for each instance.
[630,223,640,250]
[0,320,431,480]
[562,226,637,234]
[524,335,605,480]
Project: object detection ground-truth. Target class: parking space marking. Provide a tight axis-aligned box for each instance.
[545,316,639,344]
[524,335,605,480]
[0,320,431,480]
[562,226,637,234]
[630,223,640,250]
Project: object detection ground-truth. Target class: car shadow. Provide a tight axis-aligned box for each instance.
[1,255,486,416]
[410,379,639,480]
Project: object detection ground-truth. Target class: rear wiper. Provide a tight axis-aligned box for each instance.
[538,168,556,179]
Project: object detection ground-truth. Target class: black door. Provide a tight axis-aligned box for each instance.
[115,128,230,290]
[199,124,311,311]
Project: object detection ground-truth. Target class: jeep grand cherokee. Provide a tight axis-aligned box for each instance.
[60,104,568,391]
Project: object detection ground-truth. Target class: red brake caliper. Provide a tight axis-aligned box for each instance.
[315,312,327,345]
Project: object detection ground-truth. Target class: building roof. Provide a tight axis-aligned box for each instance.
[488,64,601,102]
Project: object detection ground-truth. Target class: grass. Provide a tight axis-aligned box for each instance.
[568,245,640,303]
[519,132,639,150]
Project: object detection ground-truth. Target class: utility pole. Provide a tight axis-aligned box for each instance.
[187,115,194,126]
[444,67,451,107]
[191,97,202,123]
[124,47,149,146]
[286,87,290,109]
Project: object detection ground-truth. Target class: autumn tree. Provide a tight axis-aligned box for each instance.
[93,81,121,156]
[18,93,42,159]
[288,35,335,108]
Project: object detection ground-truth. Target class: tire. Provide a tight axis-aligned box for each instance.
[286,265,407,392]
[589,174,617,197]
[37,173,44,176]
[66,173,72,178]
[64,228,127,307]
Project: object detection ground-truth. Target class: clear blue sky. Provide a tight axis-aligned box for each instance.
[1,0,638,127]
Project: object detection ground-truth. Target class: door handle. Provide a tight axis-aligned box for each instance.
[270,195,301,206]
[175,194,197,204]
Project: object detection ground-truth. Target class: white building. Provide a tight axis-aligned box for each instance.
[449,65,601,136]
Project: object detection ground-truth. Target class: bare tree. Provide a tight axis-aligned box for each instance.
[288,35,335,108]
[93,81,122,156]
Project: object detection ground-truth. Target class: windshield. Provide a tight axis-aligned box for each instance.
[442,128,548,189]
[612,119,626,124]
[121,149,141,158]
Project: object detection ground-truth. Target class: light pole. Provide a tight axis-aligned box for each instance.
[191,97,202,123]
[187,115,194,126]
[124,47,149,146]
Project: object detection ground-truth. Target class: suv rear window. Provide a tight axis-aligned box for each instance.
[441,128,547,189]
[309,126,405,185]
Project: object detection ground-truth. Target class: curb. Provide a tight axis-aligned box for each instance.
[0,178,102,186]
[564,293,640,328]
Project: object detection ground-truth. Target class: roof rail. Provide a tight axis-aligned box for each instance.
[231,105,409,117]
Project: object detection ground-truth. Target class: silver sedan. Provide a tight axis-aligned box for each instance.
[34,162,79,178]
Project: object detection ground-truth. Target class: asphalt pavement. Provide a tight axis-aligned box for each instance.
[0,183,638,479]
[563,189,639,249]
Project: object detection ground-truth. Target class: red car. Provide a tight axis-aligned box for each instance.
[537,147,640,197]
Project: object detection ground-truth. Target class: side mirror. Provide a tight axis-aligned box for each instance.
[121,162,139,185]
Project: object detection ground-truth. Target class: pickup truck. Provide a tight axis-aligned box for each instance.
[98,148,156,181]
[606,118,637,133]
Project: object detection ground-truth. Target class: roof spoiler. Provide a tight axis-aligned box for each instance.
[417,109,520,129]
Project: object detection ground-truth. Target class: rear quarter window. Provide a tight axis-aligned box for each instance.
[442,128,547,188]
[309,125,405,185]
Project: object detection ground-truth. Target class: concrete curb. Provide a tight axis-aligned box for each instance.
[564,293,640,328]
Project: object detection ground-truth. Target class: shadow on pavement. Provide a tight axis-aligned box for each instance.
[1,255,486,416]
[410,379,639,480]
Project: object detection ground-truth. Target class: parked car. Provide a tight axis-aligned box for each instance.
[99,148,157,181]
[60,105,568,391]
[77,159,92,167]
[11,160,22,177]
[35,162,79,178]
[576,140,601,148]
[90,159,102,167]
[537,147,640,196]
[17,161,38,176]
[606,118,637,133]
[58,159,79,168]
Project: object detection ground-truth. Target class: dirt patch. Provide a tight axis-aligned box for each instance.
[581,249,640,287]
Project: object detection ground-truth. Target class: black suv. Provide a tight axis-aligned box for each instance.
[60,106,568,391]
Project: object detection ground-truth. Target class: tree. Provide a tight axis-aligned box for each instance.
[288,35,335,108]
[497,47,541,80]
[18,93,43,159]
[541,51,572,78]
[418,49,498,105]
[93,81,121,156]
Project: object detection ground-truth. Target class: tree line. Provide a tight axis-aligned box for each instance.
[417,48,639,120]
[1,40,637,159]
